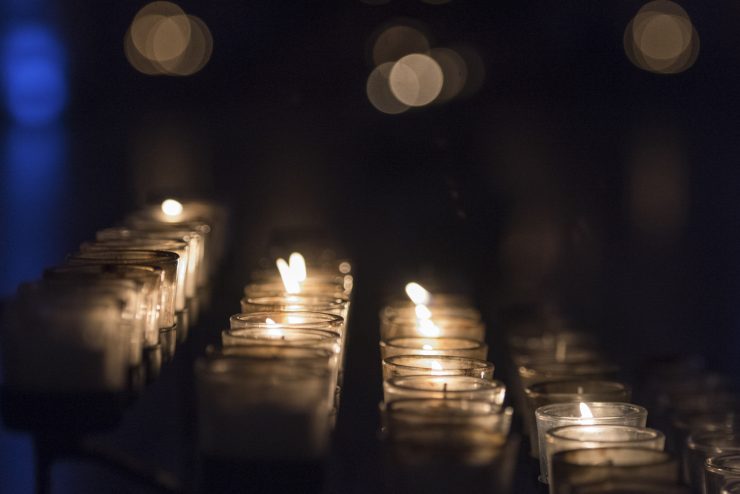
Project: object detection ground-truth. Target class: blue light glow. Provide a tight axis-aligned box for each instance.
[1,23,67,126]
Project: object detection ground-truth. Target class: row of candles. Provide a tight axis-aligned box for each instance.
[2,198,227,396]
[194,250,354,469]
[375,283,740,494]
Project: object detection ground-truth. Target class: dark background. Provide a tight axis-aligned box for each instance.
[1,1,739,492]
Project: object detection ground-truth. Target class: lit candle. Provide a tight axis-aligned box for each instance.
[535,402,648,484]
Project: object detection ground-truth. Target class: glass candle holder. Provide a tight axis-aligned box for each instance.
[536,403,648,483]
[383,375,505,405]
[67,249,179,329]
[705,454,740,494]
[525,380,632,457]
[380,301,481,327]
[97,225,204,297]
[195,356,332,462]
[570,480,690,493]
[380,337,488,360]
[382,355,494,381]
[6,284,131,392]
[43,263,163,350]
[212,345,338,402]
[550,448,679,494]
[546,425,665,487]
[380,316,486,341]
[687,433,740,493]
[382,398,512,436]
[671,411,740,480]
[80,239,189,311]
[519,360,621,397]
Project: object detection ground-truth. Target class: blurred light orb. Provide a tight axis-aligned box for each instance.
[1,23,67,126]
[161,198,183,216]
[389,53,443,107]
[624,0,699,74]
[125,2,212,76]
[429,47,467,102]
[372,25,429,66]
[367,62,409,114]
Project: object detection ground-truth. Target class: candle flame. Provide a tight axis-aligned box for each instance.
[430,360,443,371]
[277,258,301,293]
[161,198,183,217]
[415,304,432,320]
[579,402,594,419]
[418,318,441,337]
[422,344,433,350]
[289,252,307,282]
[405,282,431,305]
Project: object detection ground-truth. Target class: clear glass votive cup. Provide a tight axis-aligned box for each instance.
[706,454,740,494]
[381,398,512,436]
[80,239,189,311]
[687,432,740,492]
[43,264,163,349]
[195,356,332,462]
[550,448,679,494]
[67,249,179,329]
[382,355,494,381]
[383,375,505,405]
[546,425,665,487]
[244,280,348,299]
[380,337,488,360]
[536,403,648,484]
[525,380,633,456]
[97,225,204,296]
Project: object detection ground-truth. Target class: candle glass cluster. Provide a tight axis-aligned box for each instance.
[0,199,225,404]
[196,251,353,468]
[378,283,511,493]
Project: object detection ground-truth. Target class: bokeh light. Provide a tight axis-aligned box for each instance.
[1,23,67,126]
[389,53,443,107]
[366,62,410,114]
[624,0,699,74]
[372,24,430,66]
[125,2,212,76]
[429,47,467,102]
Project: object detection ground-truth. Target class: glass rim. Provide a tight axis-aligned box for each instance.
[223,326,341,342]
[547,424,663,443]
[526,379,630,399]
[229,310,344,328]
[535,402,646,420]
[386,375,505,393]
[383,355,494,372]
[242,294,349,305]
[68,249,179,266]
[706,452,740,474]
[688,431,740,452]
[381,336,487,351]
[552,446,674,467]
[520,360,620,376]
[81,239,188,250]
[99,225,202,241]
